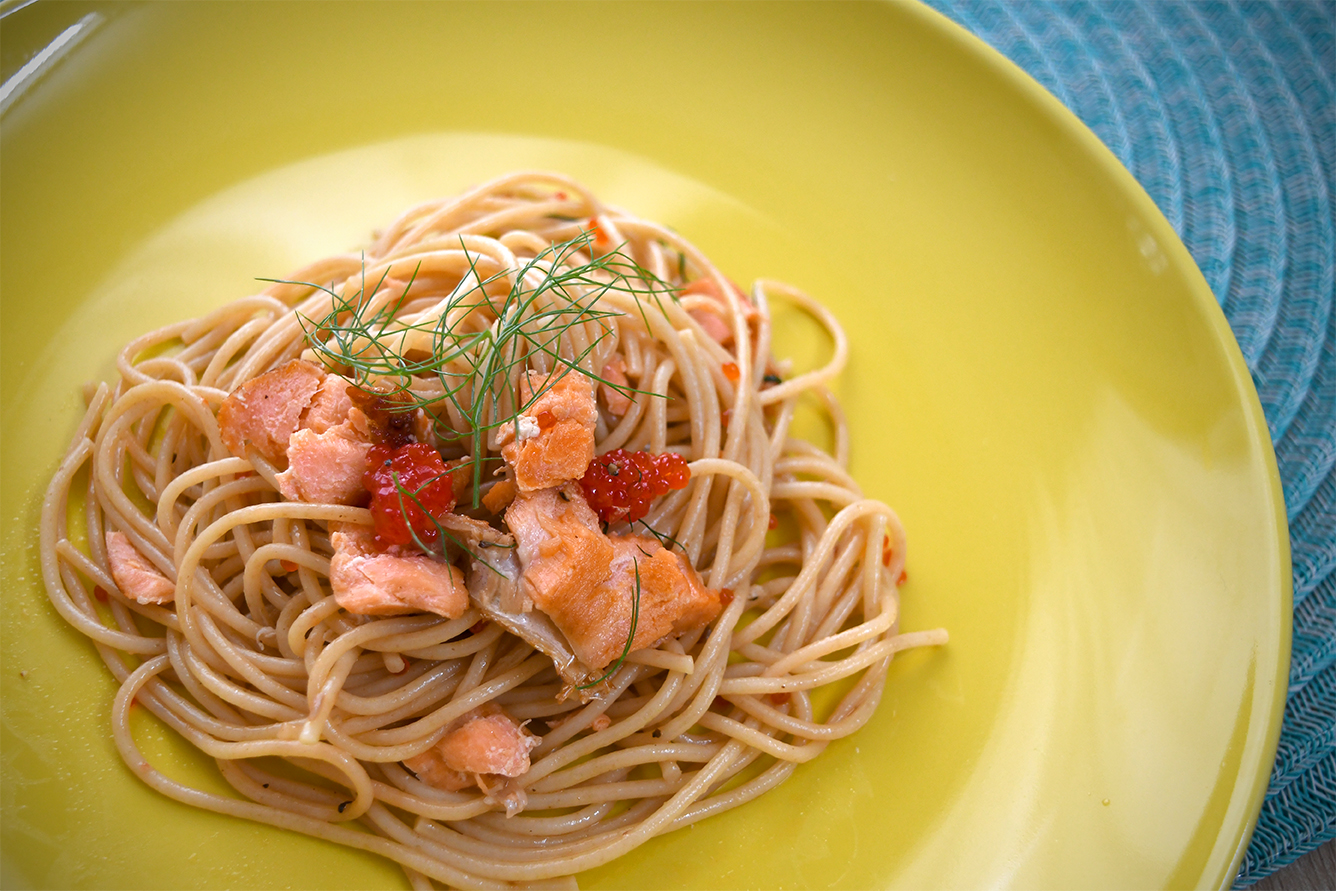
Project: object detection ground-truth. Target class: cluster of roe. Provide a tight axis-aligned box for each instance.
[364,442,457,550]
[579,448,691,525]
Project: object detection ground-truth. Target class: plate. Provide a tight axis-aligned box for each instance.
[0,2,1289,888]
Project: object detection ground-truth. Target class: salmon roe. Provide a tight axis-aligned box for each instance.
[578,448,691,525]
[364,442,457,551]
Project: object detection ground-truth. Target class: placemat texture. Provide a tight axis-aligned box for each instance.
[922,1,1334,885]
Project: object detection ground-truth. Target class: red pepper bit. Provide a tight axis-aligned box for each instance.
[767,692,791,706]
[391,657,411,675]
[768,513,778,530]
[719,588,735,608]
[898,569,908,586]
[279,560,299,573]
[882,536,894,567]
[554,191,567,200]
[93,586,109,603]
[722,362,741,383]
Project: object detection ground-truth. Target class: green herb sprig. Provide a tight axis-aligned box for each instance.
[277,230,676,508]
[387,469,506,576]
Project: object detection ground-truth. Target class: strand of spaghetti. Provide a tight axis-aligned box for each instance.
[300,648,358,743]
[468,799,617,838]
[720,632,948,696]
[721,691,883,742]
[39,439,168,651]
[755,281,849,406]
[339,663,467,730]
[624,649,694,672]
[171,475,278,566]
[695,711,827,763]
[530,742,717,794]
[527,667,680,779]
[113,655,376,818]
[763,595,899,677]
[155,455,253,541]
[375,739,752,882]
[770,480,866,507]
[327,653,551,753]
[111,657,510,890]
[733,499,900,646]
[52,537,180,636]
[650,583,749,741]
[173,503,369,635]
[686,458,769,584]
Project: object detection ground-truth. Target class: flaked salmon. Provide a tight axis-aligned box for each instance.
[621,535,723,641]
[300,374,355,434]
[582,533,723,669]
[458,502,597,692]
[276,428,371,505]
[504,486,722,671]
[328,524,468,618]
[403,704,538,792]
[682,277,757,348]
[104,530,175,604]
[496,370,597,492]
[598,355,633,417]
[217,359,325,465]
[481,477,517,514]
[505,483,612,622]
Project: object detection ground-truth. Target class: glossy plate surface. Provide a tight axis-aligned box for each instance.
[0,2,1289,888]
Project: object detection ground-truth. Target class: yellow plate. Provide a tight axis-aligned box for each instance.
[0,2,1289,888]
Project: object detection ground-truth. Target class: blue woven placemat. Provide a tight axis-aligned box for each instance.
[923,1,1335,884]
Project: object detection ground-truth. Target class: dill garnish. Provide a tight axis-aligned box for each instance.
[576,560,641,691]
[387,469,506,576]
[634,519,685,552]
[281,229,676,508]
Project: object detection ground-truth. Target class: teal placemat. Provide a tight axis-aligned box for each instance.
[922,1,1335,884]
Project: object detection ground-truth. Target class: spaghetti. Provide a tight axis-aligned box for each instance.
[40,171,946,889]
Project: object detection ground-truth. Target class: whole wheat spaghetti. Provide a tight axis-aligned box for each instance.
[40,171,945,889]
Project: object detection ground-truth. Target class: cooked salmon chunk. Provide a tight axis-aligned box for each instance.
[505,484,612,621]
[105,530,175,605]
[598,355,633,417]
[682,277,757,348]
[504,487,721,670]
[404,704,538,792]
[217,359,325,465]
[300,373,355,434]
[329,524,468,618]
[688,306,734,346]
[497,370,597,492]
[275,428,371,505]
[584,534,723,669]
